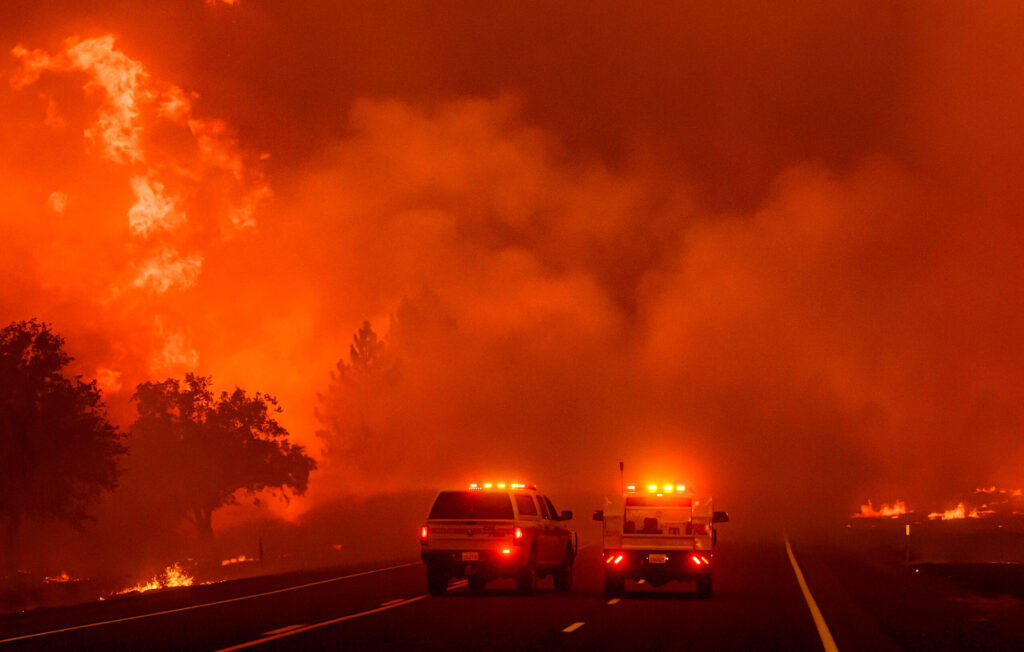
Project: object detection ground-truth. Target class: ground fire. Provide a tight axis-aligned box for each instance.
[115,563,196,595]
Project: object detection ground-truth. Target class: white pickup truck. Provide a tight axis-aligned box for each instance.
[594,484,728,598]
[421,483,577,595]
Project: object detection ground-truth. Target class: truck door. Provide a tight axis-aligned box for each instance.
[535,495,558,564]
[543,495,572,560]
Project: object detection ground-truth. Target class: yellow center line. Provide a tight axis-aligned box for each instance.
[562,622,585,633]
[0,562,421,644]
[784,535,839,652]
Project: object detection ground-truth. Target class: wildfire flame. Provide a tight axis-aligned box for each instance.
[44,571,78,583]
[852,500,907,519]
[116,563,194,594]
[927,502,980,521]
[10,33,270,376]
[220,555,254,566]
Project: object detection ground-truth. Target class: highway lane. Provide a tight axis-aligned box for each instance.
[6,531,1024,650]
[252,539,825,651]
[2,538,833,651]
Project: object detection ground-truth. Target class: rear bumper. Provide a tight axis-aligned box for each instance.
[604,549,712,582]
[422,549,527,578]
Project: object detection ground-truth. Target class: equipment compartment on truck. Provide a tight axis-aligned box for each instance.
[595,483,728,598]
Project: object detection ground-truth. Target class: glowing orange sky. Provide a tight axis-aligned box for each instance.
[2,2,1023,522]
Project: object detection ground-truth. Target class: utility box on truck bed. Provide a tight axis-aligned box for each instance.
[594,483,728,598]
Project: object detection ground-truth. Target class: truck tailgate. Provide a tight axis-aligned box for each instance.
[427,520,516,550]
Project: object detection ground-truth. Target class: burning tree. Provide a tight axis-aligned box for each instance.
[0,320,125,574]
[131,374,315,539]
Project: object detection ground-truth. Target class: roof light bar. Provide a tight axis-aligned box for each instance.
[631,483,690,494]
[468,481,536,490]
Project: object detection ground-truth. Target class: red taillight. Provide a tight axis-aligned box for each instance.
[691,554,710,565]
[420,526,429,544]
[513,527,525,545]
[606,553,624,565]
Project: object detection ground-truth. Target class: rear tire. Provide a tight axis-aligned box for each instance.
[554,547,574,592]
[696,575,712,599]
[468,575,487,594]
[426,564,449,596]
[604,574,624,598]
[516,548,538,595]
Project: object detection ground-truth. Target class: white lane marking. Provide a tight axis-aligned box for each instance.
[784,535,839,652]
[0,562,421,644]
[562,622,585,633]
[260,624,305,636]
[450,579,468,589]
[607,598,621,605]
[380,599,404,607]
[215,594,428,651]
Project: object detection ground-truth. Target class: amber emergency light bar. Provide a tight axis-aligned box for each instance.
[468,482,537,491]
[625,483,687,496]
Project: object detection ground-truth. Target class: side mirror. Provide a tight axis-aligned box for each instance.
[560,510,573,521]
[713,511,729,524]
[592,509,604,522]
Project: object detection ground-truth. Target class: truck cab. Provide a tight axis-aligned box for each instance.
[421,483,577,595]
[595,483,728,598]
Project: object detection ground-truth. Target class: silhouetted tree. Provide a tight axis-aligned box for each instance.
[315,296,458,467]
[0,320,125,574]
[349,320,388,373]
[131,374,315,539]
[315,321,398,461]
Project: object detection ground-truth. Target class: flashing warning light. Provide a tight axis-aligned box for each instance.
[420,526,429,544]
[636,483,688,494]
[502,549,511,555]
[468,482,536,490]
[513,527,525,545]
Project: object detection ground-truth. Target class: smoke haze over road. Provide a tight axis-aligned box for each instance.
[1,1,1023,574]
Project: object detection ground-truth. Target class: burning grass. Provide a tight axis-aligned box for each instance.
[115,563,195,595]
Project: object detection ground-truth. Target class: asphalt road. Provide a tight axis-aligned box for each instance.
[2,535,1022,651]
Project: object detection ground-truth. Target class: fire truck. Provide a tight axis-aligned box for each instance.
[420,483,577,596]
[594,483,728,598]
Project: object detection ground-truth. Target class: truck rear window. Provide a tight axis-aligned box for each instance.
[514,494,537,516]
[429,491,515,519]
